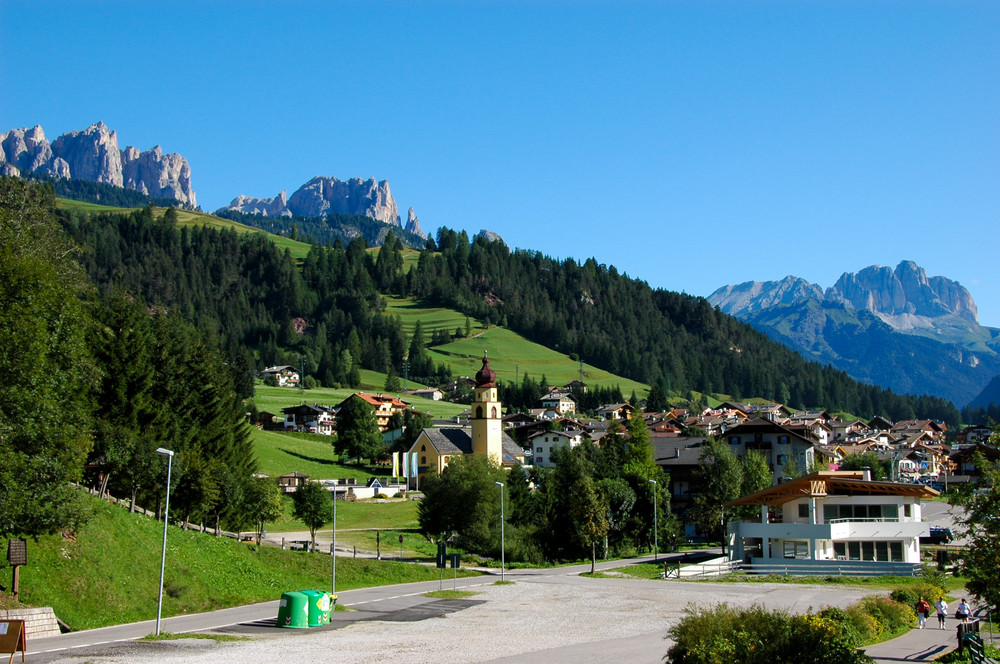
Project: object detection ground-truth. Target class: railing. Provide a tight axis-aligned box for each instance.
[738,560,921,577]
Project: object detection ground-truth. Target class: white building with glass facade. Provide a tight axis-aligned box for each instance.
[725,471,938,574]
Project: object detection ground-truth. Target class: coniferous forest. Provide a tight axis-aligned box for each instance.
[55,185,962,428]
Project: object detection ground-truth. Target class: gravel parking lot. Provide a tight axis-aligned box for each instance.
[45,574,877,664]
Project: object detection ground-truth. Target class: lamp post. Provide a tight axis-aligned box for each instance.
[495,481,505,582]
[649,479,658,562]
[155,447,174,636]
[331,487,337,596]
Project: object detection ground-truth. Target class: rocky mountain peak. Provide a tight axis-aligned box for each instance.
[0,122,196,207]
[826,261,977,325]
[404,207,426,239]
[223,176,403,227]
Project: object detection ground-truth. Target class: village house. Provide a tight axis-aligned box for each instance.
[337,393,409,432]
[725,471,938,575]
[281,403,337,435]
[260,365,300,387]
[529,429,584,467]
[406,355,526,488]
[539,392,576,415]
[596,402,635,421]
[406,387,444,401]
[723,418,818,481]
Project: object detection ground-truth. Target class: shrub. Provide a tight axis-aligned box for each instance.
[819,605,879,646]
[890,581,945,608]
[857,596,914,636]
[666,604,874,664]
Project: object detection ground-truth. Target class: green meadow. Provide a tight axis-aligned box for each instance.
[1,495,474,630]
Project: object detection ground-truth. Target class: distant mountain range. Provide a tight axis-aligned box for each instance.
[709,261,1000,407]
[1,122,197,207]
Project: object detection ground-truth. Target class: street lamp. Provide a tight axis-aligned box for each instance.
[331,487,337,596]
[495,482,505,582]
[649,479,658,562]
[154,447,174,636]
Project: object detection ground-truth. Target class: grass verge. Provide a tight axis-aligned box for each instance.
[0,494,480,631]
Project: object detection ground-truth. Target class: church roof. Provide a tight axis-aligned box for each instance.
[475,354,497,388]
[419,427,525,466]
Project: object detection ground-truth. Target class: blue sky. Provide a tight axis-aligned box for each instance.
[3,1,998,324]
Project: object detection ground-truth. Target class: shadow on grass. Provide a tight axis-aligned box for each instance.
[280,448,340,466]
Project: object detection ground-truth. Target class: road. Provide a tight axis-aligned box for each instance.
[26,553,883,664]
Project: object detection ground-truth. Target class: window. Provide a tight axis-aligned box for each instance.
[420,456,426,464]
[778,435,789,445]
[476,406,483,419]
[783,541,809,559]
[536,447,543,453]
[777,454,788,465]
[491,407,498,418]
[537,457,544,465]
[903,504,911,518]
[729,436,739,445]
[798,503,809,519]
[420,444,426,452]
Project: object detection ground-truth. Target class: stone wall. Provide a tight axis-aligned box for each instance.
[1,606,61,638]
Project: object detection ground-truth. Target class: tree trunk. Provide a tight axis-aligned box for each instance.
[591,541,596,574]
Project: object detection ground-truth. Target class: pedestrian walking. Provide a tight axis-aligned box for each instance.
[958,598,971,623]
[935,597,948,629]
[915,597,930,629]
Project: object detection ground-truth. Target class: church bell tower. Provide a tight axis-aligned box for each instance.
[471,353,502,463]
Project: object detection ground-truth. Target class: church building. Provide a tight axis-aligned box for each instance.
[407,354,526,488]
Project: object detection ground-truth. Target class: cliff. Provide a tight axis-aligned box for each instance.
[0,122,196,207]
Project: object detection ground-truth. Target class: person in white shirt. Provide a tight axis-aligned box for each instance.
[958,598,972,622]
[935,597,949,629]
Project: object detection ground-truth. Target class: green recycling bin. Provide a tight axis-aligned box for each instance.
[277,591,309,628]
[300,589,330,626]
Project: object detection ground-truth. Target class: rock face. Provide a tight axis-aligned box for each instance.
[224,176,402,226]
[476,229,506,245]
[404,207,426,239]
[708,261,1000,406]
[826,261,978,325]
[710,261,979,329]
[0,122,196,207]
[708,275,824,315]
[121,145,195,205]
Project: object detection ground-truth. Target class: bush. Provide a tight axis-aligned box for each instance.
[667,604,874,664]
[856,596,914,636]
[889,581,944,609]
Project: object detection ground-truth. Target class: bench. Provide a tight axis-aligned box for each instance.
[962,633,997,664]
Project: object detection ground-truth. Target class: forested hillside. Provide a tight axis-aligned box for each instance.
[54,187,960,427]
[215,208,427,250]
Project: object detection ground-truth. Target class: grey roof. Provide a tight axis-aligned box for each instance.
[419,427,526,466]
[652,437,708,467]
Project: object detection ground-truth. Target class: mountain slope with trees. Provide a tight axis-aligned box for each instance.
[52,191,961,428]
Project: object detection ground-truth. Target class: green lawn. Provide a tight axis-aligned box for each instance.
[252,428,377,479]
[266,494,419,533]
[253,383,468,420]
[2,495,478,631]
[384,296,489,338]
[429,326,648,393]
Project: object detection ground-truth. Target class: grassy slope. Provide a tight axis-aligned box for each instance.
[253,384,467,420]
[385,296,648,393]
[6,495,472,630]
[55,197,314,260]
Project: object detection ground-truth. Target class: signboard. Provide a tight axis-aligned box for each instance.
[436,543,447,569]
[0,619,26,664]
[450,553,461,569]
[6,540,26,567]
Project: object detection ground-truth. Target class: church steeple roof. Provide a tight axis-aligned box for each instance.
[475,353,496,388]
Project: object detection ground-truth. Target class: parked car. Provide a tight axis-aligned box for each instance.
[921,526,954,545]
